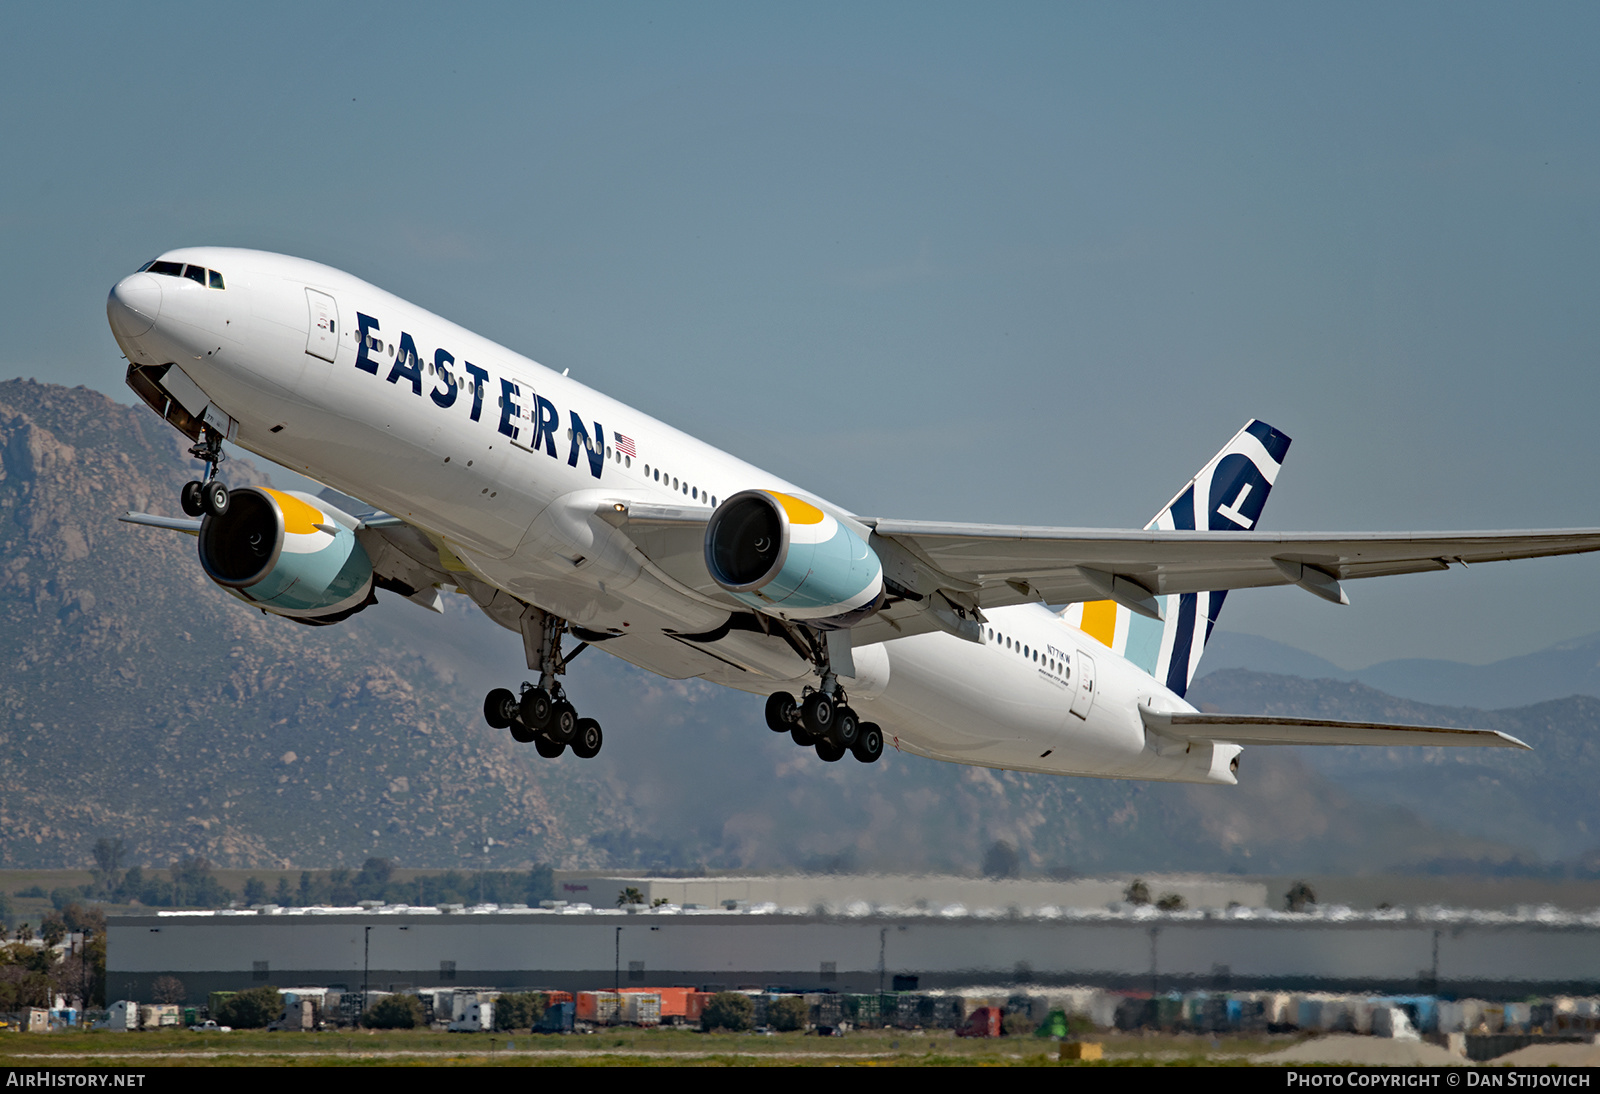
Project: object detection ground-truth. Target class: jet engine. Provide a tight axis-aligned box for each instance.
[704,489,883,627]
[197,487,376,625]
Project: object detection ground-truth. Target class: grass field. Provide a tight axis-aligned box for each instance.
[0,1026,1295,1067]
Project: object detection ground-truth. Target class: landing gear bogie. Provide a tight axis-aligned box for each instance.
[482,615,603,759]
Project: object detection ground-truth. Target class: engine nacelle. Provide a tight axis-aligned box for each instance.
[704,490,883,626]
[198,487,375,625]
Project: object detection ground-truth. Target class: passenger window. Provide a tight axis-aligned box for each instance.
[183,265,206,285]
[208,270,225,289]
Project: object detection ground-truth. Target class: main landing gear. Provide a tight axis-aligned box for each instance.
[179,426,230,518]
[482,614,604,760]
[763,629,883,764]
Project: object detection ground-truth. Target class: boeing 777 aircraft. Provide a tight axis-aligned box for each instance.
[106,248,1600,784]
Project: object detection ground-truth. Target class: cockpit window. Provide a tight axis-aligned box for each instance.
[142,260,226,288]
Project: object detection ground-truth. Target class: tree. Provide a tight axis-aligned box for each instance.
[215,985,283,1028]
[274,877,293,906]
[91,838,125,896]
[1124,879,1151,906]
[152,976,187,1004]
[355,858,394,901]
[768,995,809,1032]
[702,992,755,1032]
[982,840,1021,879]
[1285,880,1317,913]
[494,991,548,1031]
[526,865,554,904]
[1156,893,1187,911]
[363,994,423,1029]
[242,877,268,905]
[617,887,645,907]
[39,917,67,947]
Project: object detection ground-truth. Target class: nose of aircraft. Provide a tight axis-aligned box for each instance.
[107,273,162,339]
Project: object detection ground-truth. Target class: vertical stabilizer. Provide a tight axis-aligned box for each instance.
[1060,419,1291,697]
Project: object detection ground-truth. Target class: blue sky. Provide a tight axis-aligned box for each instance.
[4,1,1598,668]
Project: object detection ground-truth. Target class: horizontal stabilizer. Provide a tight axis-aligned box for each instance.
[1139,705,1529,750]
[120,511,202,535]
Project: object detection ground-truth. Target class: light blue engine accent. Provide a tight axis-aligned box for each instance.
[727,521,883,621]
[241,524,373,614]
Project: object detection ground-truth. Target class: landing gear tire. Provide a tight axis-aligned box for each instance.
[548,701,578,744]
[534,735,565,758]
[483,688,518,730]
[765,692,798,733]
[828,707,860,750]
[520,688,554,731]
[852,722,885,764]
[790,725,813,748]
[571,718,603,759]
[181,480,206,518]
[801,692,834,737]
[815,739,847,762]
[509,718,536,744]
[202,480,230,518]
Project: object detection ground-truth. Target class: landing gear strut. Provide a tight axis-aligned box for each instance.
[763,627,883,764]
[181,426,230,518]
[482,611,605,760]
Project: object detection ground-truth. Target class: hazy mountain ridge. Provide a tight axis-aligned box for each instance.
[1202,630,1600,710]
[1186,670,1600,862]
[0,380,622,870]
[0,380,1570,876]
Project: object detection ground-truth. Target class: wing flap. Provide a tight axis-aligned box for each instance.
[1139,706,1529,749]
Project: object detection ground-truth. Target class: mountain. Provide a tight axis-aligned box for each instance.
[1204,629,1600,710]
[1186,670,1600,864]
[0,379,1566,876]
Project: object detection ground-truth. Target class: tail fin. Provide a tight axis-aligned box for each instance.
[1060,419,1291,697]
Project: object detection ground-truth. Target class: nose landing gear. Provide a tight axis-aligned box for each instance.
[482,611,605,760]
[181,426,230,517]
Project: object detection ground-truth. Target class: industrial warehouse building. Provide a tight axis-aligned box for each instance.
[107,895,1600,1004]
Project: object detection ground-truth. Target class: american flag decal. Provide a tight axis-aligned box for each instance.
[615,433,637,457]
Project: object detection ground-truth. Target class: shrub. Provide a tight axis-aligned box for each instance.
[701,992,754,1032]
[768,995,809,1032]
[363,994,424,1029]
[214,985,283,1028]
[494,991,548,1031]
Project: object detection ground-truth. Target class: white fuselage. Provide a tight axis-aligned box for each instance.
[109,248,1223,784]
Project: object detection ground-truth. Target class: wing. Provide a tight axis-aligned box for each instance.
[1139,706,1529,750]
[864,520,1600,613]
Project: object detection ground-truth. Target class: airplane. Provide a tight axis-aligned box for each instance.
[104,247,1600,784]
